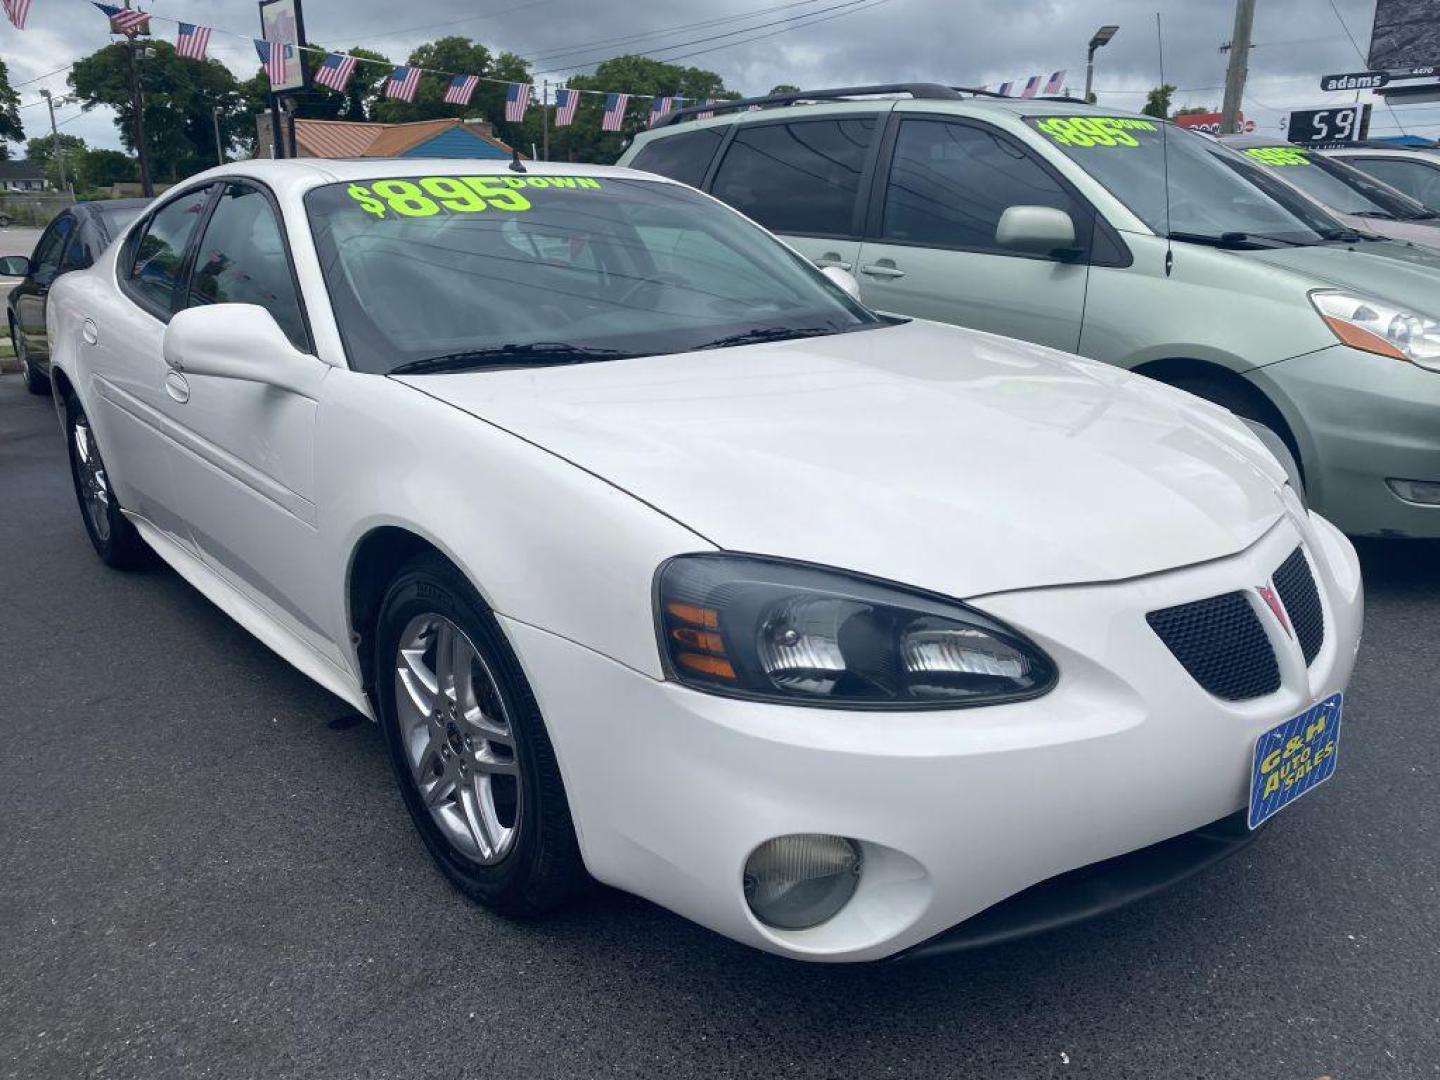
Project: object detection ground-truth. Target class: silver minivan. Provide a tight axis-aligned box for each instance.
[621,85,1440,538]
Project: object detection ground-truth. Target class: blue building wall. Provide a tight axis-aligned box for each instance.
[401,128,510,159]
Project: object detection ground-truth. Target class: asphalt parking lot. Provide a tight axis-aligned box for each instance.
[1,370,1438,1080]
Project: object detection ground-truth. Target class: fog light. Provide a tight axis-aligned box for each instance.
[743,834,862,930]
[1387,478,1440,506]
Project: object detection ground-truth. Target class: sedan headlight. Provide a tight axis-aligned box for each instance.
[1310,289,1440,371]
[655,554,1057,709]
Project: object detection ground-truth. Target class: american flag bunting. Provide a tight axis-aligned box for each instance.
[444,74,480,106]
[1020,74,1041,98]
[996,80,1013,96]
[554,88,580,127]
[601,93,628,132]
[254,39,290,88]
[314,52,358,93]
[175,22,211,61]
[648,94,674,126]
[504,82,531,121]
[386,66,421,103]
[93,2,149,34]
[3,0,32,30]
[695,98,716,119]
[1043,69,1066,95]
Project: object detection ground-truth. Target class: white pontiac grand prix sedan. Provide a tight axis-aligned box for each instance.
[45,159,1363,962]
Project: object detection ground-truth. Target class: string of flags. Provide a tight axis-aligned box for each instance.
[989,70,1068,99]
[7,0,1067,134]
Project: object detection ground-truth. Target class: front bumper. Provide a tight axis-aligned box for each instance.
[1249,344,1440,537]
[504,511,1363,962]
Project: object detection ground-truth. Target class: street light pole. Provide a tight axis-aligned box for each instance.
[122,0,153,196]
[1084,24,1120,103]
[39,89,69,196]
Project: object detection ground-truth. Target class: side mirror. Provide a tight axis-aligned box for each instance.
[819,264,862,301]
[162,304,320,397]
[995,206,1078,256]
[0,255,31,277]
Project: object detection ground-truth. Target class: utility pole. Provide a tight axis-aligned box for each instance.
[123,0,153,196]
[541,79,549,161]
[1220,0,1256,135]
[212,107,225,165]
[39,89,69,196]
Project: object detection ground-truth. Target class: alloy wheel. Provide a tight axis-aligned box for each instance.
[394,614,521,865]
[72,415,112,544]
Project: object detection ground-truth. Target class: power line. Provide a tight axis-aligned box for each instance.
[643,0,895,67]
[536,0,891,74]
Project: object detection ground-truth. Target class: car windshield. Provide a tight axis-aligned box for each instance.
[1024,115,1351,246]
[306,172,881,375]
[1234,145,1436,220]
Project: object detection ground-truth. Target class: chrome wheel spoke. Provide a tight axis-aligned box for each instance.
[394,613,522,866]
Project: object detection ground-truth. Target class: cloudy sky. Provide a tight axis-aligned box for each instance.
[3,0,1435,154]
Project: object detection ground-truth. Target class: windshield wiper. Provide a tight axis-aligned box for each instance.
[692,325,837,351]
[391,342,632,375]
[1350,210,1399,221]
[1318,227,1383,243]
[1167,230,1299,250]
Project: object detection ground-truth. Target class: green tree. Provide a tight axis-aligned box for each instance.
[26,133,87,187]
[1175,105,1209,117]
[769,84,800,95]
[69,42,247,182]
[561,55,734,163]
[1142,83,1176,120]
[75,147,137,189]
[0,59,24,152]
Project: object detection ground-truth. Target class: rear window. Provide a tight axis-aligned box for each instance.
[630,126,725,188]
[710,117,877,236]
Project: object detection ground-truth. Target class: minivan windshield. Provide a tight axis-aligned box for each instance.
[1233,144,1437,221]
[306,173,881,375]
[1024,116,1353,246]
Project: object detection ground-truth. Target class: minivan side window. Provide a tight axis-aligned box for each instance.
[126,186,213,316]
[1348,157,1440,212]
[880,120,1085,256]
[30,216,74,284]
[187,183,309,351]
[710,117,877,236]
[630,126,726,188]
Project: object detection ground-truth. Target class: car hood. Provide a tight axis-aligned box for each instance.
[396,320,1289,600]
[1243,236,1440,314]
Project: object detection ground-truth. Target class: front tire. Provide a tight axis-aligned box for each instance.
[374,552,587,916]
[65,396,150,569]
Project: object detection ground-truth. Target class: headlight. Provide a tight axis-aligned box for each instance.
[655,554,1057,709]
[1310,289,1440,371]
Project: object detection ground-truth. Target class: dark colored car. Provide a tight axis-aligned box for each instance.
[6,199,147,394]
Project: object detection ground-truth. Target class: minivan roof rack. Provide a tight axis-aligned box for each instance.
[660,83,962,126]
[660,83,1092,126]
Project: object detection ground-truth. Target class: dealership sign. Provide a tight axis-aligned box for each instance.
[1284,104,1372,147]
[1174,111,1255,135]
[1321,70,1389,91]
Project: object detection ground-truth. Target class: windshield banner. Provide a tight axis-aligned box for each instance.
[1032,116,1158,149]
[346,175,605,219]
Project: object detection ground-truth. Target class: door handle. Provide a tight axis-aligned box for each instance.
[815,253,853,271]
[81,318,99,346]
[859,260,905,279]
[164,370,190,404]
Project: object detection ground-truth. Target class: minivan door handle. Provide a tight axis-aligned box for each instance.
[859,259,905,280]
[814,252,853,271]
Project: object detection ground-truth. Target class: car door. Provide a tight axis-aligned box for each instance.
[1341,155,1440,213]
[13,213,74,362]
[89,185,217,544]
[156,180,340,666]
[706,111,885,275]
[853,115,1092,352]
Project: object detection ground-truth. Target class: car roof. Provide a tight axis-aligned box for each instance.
[172,157,673,198]
[1218,134,1300,149]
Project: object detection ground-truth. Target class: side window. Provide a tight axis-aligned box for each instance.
[630,127,726,188]
[880,120,1086,256]
[710,117,877,236]
[58,227,91,273]
[126,186,213,316]
[187,183,308,351]
[1349,158,1440,211]
[30,217,74,283]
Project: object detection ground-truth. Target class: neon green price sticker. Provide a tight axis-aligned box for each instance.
[1034,116,1157,149]
[346,175,605,218]
[1242,146,1312,166]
